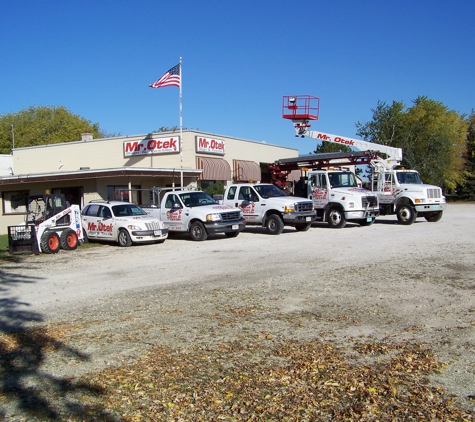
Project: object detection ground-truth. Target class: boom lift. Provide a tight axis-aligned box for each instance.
[282,95,446,225]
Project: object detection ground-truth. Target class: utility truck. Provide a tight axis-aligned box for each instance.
[282,95,446,225]
[141,189,245,241]
[221,183,315,234]
[270,153,380,228]
[7,193,83,254]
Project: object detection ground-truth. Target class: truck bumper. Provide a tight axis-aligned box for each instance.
[282,212,315,225]
[415,203,446,213]
[204,219,246,234]
[131,228,169,242]
[345,209,380,220]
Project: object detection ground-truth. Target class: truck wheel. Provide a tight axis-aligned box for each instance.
[266,214,284,235]
[225,231,239,238]
[327,208,346,229]
[359,218,375,227]
[40,232,61,254]
[118,229,132,247]
[295,223,311,232]
[60,229,78,250]
[424,211,443,222]
[396,203,417,225]
[190,221,208,241]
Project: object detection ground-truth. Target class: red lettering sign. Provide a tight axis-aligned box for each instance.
[124,137,180,157]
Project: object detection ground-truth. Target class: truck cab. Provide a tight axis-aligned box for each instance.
[222,183,315,235]
[308,169,379,228]
[150,190,245,241]
[373,167,446,224]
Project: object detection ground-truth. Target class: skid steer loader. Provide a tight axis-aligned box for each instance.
[7,194,83,254]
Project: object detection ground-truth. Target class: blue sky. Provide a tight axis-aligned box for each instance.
[1,0,473,155]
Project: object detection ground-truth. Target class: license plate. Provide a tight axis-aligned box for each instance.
[154,230,161,236]
[366,217,372,222]
[232,224,239,230]
[306,216,311,222]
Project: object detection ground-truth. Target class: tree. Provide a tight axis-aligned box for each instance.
[313,141,352,154]
[0,105,109,154]
[356,97,468,190]
[456,112,475,200]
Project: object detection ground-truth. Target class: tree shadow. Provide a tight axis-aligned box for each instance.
[0,266,124,421]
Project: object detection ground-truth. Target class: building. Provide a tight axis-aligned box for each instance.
[0,130,298,234]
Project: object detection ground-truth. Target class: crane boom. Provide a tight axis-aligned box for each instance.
[295,126,403,163]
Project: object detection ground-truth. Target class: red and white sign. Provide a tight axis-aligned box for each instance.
[124,137,180,157]
[196,136,225,155]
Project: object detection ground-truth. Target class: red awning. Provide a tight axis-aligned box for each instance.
[196,156,231,181]
[233,160,261,182]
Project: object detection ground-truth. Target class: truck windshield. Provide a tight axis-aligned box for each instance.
[254,185,287,198]
[396,171,422,184]
[179,192,217,207]
[328,172,358,188]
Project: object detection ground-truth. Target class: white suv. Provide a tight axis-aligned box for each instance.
[81,201,168,247]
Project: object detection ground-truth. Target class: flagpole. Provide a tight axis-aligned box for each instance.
[179,56,183,189]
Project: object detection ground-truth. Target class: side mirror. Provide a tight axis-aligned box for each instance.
[173,202,182,209]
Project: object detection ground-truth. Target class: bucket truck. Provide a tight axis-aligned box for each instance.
[282,95,446,225]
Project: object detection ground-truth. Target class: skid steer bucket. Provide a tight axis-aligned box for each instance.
[7,225,39,255]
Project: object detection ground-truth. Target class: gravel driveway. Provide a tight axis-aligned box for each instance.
[1,202,474,418]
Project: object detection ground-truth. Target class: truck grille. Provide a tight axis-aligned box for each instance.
[427,188,442,199]
[145,221,162,230]
[362,196,378,208]
[221,211,242,221]
[296,202,314,212]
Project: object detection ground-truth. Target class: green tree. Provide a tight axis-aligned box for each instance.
[356,97,468,190]
[313,141,352,154]
[0,105,108,154]
[456,112,475,200]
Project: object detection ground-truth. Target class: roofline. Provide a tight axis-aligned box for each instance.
[11,130,297,153]
[0,167,202,186]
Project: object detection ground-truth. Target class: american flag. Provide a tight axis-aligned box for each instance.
[149,64,180,88]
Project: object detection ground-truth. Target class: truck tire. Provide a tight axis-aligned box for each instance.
[190,221,208,241]
[225,231,240,238]
[396,203,417,225]
[40,232,61,254]
[424,211,443,222]
[326,207,346,229]
[60,229,78,250]
[265,214,284,235]
[118,229,132,247]
[295,223,311,232]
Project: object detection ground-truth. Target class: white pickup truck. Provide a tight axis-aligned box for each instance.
[141,190,245,241]
[220,183,315,235]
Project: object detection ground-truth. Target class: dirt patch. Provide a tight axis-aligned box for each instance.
[1,203,474,420]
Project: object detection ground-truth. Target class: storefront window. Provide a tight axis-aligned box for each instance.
[107,186,140,203]
[2,190,29,214]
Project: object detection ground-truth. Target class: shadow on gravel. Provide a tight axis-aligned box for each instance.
[0,266,124,421]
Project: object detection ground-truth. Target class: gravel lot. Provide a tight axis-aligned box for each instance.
[1,202,474,418]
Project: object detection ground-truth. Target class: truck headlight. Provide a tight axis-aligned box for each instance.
[206,213,222,222]
[284,204,295,213]
[414,198,423,203]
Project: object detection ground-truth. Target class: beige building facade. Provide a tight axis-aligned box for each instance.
[0,130,298,234]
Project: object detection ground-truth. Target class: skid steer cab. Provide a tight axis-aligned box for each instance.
[7,194,84,254]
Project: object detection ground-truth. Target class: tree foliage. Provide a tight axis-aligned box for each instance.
[456,111,475,200]
[0,105,109,154]
[355,97,468,190]
[313,141,352,154]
